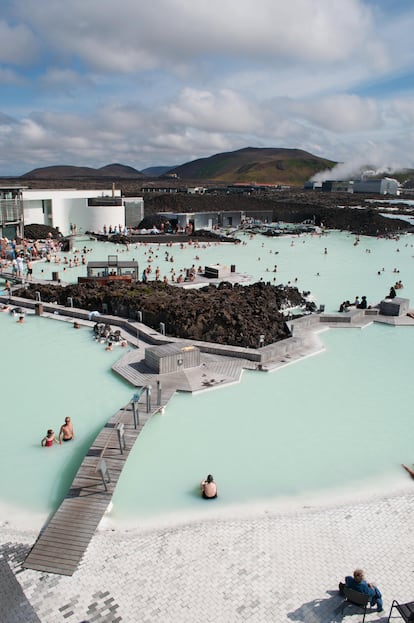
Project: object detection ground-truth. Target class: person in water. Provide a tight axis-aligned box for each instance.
[200,474,217,499]
[41,429,59,447]
[59,417,74,443]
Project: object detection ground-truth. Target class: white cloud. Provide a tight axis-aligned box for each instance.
[166,88,262,133]
[13,0,389,73]
[0,20,38,64]
[291,95,381,133]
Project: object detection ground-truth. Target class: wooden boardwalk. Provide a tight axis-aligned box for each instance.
[23,391,160,576]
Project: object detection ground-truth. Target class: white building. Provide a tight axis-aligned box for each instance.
[160,210,244,231]
[352,177,400,195]
[22,189,144,236]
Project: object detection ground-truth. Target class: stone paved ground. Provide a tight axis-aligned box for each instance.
[2,487,414,623]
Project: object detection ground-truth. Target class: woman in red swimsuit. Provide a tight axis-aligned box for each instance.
[41,429,58,447]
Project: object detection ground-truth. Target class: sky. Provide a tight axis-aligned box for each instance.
[1,0,414,177]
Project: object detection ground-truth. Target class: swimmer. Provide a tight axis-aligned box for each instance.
[17,314,24,324]
[200,474,217,499]
[105,342,113,351]
[73,321,80,329]
[59,417,74,443]
[41,429,59,447]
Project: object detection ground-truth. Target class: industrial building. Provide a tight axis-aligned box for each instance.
[311,177,400,195]
[352,177,400,195]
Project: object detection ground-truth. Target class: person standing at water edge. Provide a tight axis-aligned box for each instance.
[339,569,383,612]
[59,417,74,443]
[200,474,217,499]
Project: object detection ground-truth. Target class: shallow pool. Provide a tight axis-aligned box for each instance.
[110,322,414,521]
[0,313,131,525]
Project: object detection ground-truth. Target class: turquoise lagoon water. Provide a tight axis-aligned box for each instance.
[0,313,132,525]
[1,230,414,527]
[110,322,414,521]
[20,229,414,312]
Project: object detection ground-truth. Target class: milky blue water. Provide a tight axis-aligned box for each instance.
[110,322,414,522]
[1,230,414,527]
[0,314,132,525]
[13,229,414,312]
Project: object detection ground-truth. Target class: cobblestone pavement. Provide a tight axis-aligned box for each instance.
[1,488,414,623]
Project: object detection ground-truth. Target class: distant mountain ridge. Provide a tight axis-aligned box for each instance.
[20,148,337,185]
[21,163,146,179]
[167,147,336,185]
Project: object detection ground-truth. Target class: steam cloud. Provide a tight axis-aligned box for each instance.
[311,160,403,183]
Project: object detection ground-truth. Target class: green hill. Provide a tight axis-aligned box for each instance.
[168,147,336,185]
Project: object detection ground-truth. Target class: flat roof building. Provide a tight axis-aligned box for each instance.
[22,189,144,236]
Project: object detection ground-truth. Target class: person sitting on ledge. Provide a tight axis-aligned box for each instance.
[388,286,397,299]
[339,568,383,612]
[357,295,367,309]
[200,474,217,499]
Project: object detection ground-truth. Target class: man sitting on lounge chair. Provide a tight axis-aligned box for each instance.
[339,569,383,612]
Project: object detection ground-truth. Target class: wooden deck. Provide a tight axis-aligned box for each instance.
[23,391,161,576]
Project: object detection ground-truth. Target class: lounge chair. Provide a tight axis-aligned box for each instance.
[340,585,370,622]
[388,600,414,621]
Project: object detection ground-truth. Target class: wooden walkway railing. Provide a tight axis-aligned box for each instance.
[23,388,165,576]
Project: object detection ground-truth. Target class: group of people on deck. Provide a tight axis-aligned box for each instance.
[41,417,74,447]
[338,295,367,312]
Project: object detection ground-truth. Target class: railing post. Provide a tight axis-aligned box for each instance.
[97,459,111,491]
[146,385,151,413]
[116,423,126,454]
[132,394,140,429]
[157,380,162,406]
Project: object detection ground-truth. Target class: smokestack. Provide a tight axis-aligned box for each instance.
[112,182,115,197]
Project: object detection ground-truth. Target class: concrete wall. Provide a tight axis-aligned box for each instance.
[22,189,128,235]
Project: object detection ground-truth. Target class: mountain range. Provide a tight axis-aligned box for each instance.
[21,163,147,180]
